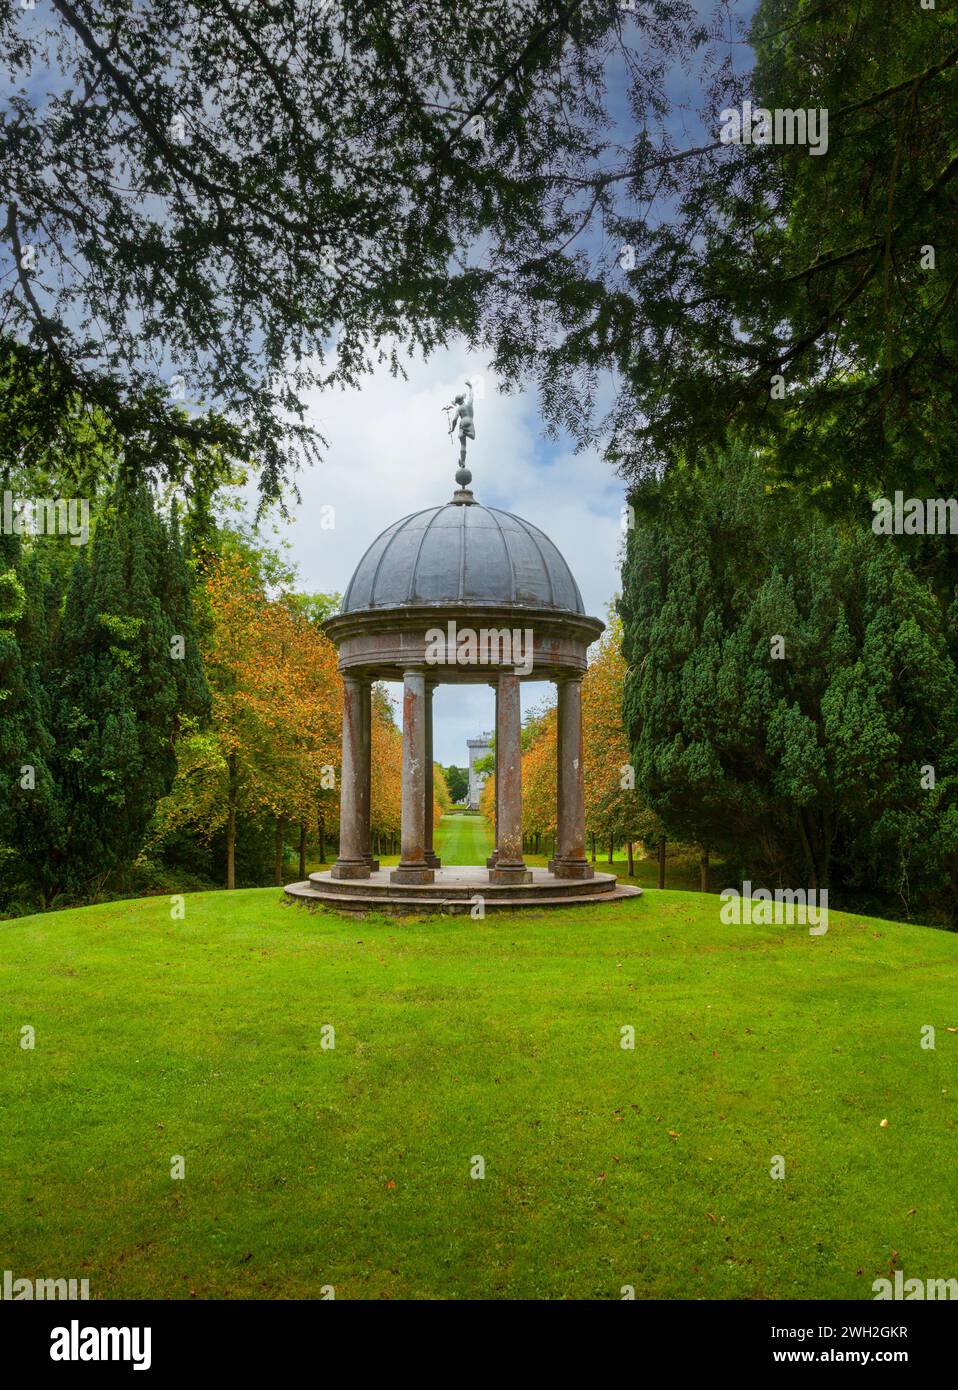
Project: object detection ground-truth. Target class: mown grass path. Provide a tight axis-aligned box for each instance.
[434,814,492,865]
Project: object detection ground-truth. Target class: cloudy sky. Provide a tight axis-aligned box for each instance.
[272,348,626,766]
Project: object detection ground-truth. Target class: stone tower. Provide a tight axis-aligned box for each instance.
[466,731,493,810]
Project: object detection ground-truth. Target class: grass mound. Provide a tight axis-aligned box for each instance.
[2,857,956,1300]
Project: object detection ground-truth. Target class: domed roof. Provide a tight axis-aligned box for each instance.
[341,501,585,616]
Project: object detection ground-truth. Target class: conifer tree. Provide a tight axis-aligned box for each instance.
[620,451,958,920]
[45,482,209,895]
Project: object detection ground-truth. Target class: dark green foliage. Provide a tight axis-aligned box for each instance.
[443,765,469,803]
[48,484,209,894]
[486,0,957,528]
[0,533,59,897]
[620,452,958,922]
[0,484,209,906]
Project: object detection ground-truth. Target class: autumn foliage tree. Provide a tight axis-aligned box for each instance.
[370,685,403,854]
[154,554,341,887]
[520,707,557,850]
[505,621,663,871]
[582,614,663,866]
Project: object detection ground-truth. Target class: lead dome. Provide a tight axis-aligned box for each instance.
[341,501,585,616]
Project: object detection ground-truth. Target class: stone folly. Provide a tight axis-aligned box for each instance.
[286,450,640,914]
[467,731,492,810]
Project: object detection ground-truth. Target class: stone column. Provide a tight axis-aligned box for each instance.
[489,673,531,885]
[485,681,499,869]
[424,681,441,869]
[549,675,593,879]
[358,679,379,872]
[331,675,372,880]
[391,669,435,885]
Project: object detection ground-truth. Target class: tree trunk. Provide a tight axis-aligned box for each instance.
[797,813,818,890]
[608,833,614,864]
[590,834,596,863]
[657,836,666,890]
[274,815,286,886]
[299,822,307,879]
[317,809,326,863]
[627,840,634,876]
[535,832,540,854]
[699,845,709,892]
[226,752,237,890]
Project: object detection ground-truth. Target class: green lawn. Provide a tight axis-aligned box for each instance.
[1,869,956,1300]
[433,813,491,865]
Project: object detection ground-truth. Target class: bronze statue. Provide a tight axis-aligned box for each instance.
[444,380,475,467]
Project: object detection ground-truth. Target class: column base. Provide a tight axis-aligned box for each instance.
[488,863,532,886]
[390,864,436,885]
[331,859,372,880]
[549,857,595,880]
[485,850,499,869]
[364,857,380,872]
[424,852,442,869]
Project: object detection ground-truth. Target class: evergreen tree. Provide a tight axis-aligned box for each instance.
[0,528,59,905]
[41,483,209,897]
[620,451,958,921]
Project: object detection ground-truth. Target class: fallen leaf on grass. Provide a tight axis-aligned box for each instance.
[879,1118,889,1128]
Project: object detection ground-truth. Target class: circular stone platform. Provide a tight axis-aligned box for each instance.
[285,866,642,915]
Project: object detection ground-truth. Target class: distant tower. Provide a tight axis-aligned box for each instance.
[466,731,493,810]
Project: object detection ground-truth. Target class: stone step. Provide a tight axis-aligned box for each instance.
[308,868,616,900]
[284,880,642,916]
